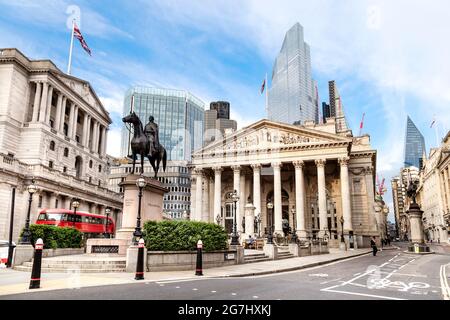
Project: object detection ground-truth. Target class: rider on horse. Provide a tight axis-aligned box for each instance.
[144,116,160,155]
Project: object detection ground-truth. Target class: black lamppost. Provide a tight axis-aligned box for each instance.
[71,198,80,228]
[134,175,146,244]
[230,190,240,246]
[20,181,38,245]
[339,216,345,243]
[266,201,274,244]
[291,208,298,243]
[104,207,111,238]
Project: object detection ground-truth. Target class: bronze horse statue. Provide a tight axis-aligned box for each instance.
[122,112,167,178]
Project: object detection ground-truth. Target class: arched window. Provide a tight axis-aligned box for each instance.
[49,141,55,151]
[64,148,69,157]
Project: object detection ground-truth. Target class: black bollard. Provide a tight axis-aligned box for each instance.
[29,238,43,289]
[195,239,203,276]
[135,238,145,280]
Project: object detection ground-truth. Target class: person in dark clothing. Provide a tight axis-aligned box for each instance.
[370,237,378,256]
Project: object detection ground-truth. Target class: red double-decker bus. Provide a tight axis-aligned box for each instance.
[36,208,115,237]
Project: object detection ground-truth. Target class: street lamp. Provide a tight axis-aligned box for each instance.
[104,207,111,238]
[339,216,344,243]
[255,213,262,238]
[216,214,222,225]
[134,175,146,244]
[72,198,80,228]
[266,201,274,244]
[20,180,38,244]
[230,190,240,246]
[182,210,189,221]
[291,207,298,243]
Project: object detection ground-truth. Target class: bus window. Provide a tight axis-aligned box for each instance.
[38,213,46,220]
[47,213,63,221]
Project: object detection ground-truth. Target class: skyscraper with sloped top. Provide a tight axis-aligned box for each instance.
[267,22,318,125]
[404,116,426,169]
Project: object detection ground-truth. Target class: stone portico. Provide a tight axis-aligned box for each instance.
[190,119,379,248]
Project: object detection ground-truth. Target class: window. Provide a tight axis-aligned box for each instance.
[89,177,92,183]
[89,160,93,168]
[63,124,69,136]
[98,165,102,172]
[49,141,55,151]
[63,166,67,173]
[38,196,43,207]
[49,161,54,169]
[64,148,69,157]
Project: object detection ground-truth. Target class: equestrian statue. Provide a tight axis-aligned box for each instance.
[122,112,167,178]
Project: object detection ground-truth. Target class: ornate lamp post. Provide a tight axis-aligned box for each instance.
[266,201,274,244]
[255,213,262,238]
[216,214,222,226]
[230,190,240,246]
[20,181,38,245]
[104,208,111,238]
[339,216,345,243]
[134,175,146,244]
[71,198,80,228]
[291,207,298,243]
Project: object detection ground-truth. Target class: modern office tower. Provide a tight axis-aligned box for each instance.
[204,101,237,146]
[120,86,205,161]
[404,116,426,169]
[267,22,316,125]
[322,102,331,123]
[328,80,351,135]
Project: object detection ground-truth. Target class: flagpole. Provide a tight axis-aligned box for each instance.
[265,73,268,117]
[67,19,75,75]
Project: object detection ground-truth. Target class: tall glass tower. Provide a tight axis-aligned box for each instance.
[268,22,318,125]
[404,116,426,168]
[120,86,205,161]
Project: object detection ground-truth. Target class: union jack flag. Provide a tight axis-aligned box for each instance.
[73,23,91,56]
[260,78,266,94]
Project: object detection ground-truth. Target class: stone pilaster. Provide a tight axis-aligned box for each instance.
[38,82,49,122]
[293,160,307,239]
[272,162,283,234]
[315,159,328,238]
[54,93,63,130]
[213,166,223,223]
[45,85,53,124]
[339,157,352,233]
[32,81,41,122]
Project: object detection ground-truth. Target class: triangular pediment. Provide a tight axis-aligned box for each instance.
[52,71,110,121]
[196,119,352,155]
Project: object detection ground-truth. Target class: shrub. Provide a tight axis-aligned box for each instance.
[143,220,228,252]
[20,225,83,249]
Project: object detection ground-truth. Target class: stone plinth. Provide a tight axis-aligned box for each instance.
[126,244,148,272]
[263,243,278,260]
[11,244,34,267]
[229,245,244,264]
[86,238,130,255]
[407,202,426,243]
[288,243,300,256]
[115,174,168,244]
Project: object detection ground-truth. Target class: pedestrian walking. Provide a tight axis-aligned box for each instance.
[370,237,378,256]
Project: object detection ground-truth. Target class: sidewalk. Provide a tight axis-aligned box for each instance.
[0,248,372,297]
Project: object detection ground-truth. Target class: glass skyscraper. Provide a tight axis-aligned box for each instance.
[268,22,318,125]
[120,86,205,161]
[404,116,426,169]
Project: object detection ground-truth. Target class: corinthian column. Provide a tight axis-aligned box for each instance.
[316,159,328,238]
[72,105,79,140]
[272,162,283,234]
[45,85,54,124]
[54,93,63,130]
[38,82,49,122]
[67,102,74,138]
[231,165,241,232]
[213,166,223,223]
[32,82,42,122]
[339,157,353,233]
[251,164,261,219]
[293,160,307,239]
[194,168,203,221]
[59,97,67,133]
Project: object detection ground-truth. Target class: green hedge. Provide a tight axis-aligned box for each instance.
[143,220,228,252]
[20,225,83,249]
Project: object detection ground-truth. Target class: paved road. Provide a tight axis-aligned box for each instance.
[2,243,449,300]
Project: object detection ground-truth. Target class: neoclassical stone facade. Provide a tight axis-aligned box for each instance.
[189,118,380,248]
[0,48,122,241]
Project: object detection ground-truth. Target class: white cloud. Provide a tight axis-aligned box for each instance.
[106,126,122,157]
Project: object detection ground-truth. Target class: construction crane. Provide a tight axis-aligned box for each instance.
[376,174,387,196]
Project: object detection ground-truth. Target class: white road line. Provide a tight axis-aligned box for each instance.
[211,290,216,293]
[439,263,450,300]
[231,293,237,296]
[175,286,180,289]
[192,288,198,291]
[321,287,406,300]
[253,296,259,299]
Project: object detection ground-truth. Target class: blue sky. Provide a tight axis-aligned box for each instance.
[2,0,450,222]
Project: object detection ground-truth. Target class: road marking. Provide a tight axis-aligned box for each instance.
[309,273,328,277]
[175,286,180,289]
[211,290,216,293]
[231,292,237,296]
[253,296,259,299]
[159,284,164,287]
[322,287,406,300]
[192,288,198,291]
[320,278,343,285]
[439,263,450,300]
